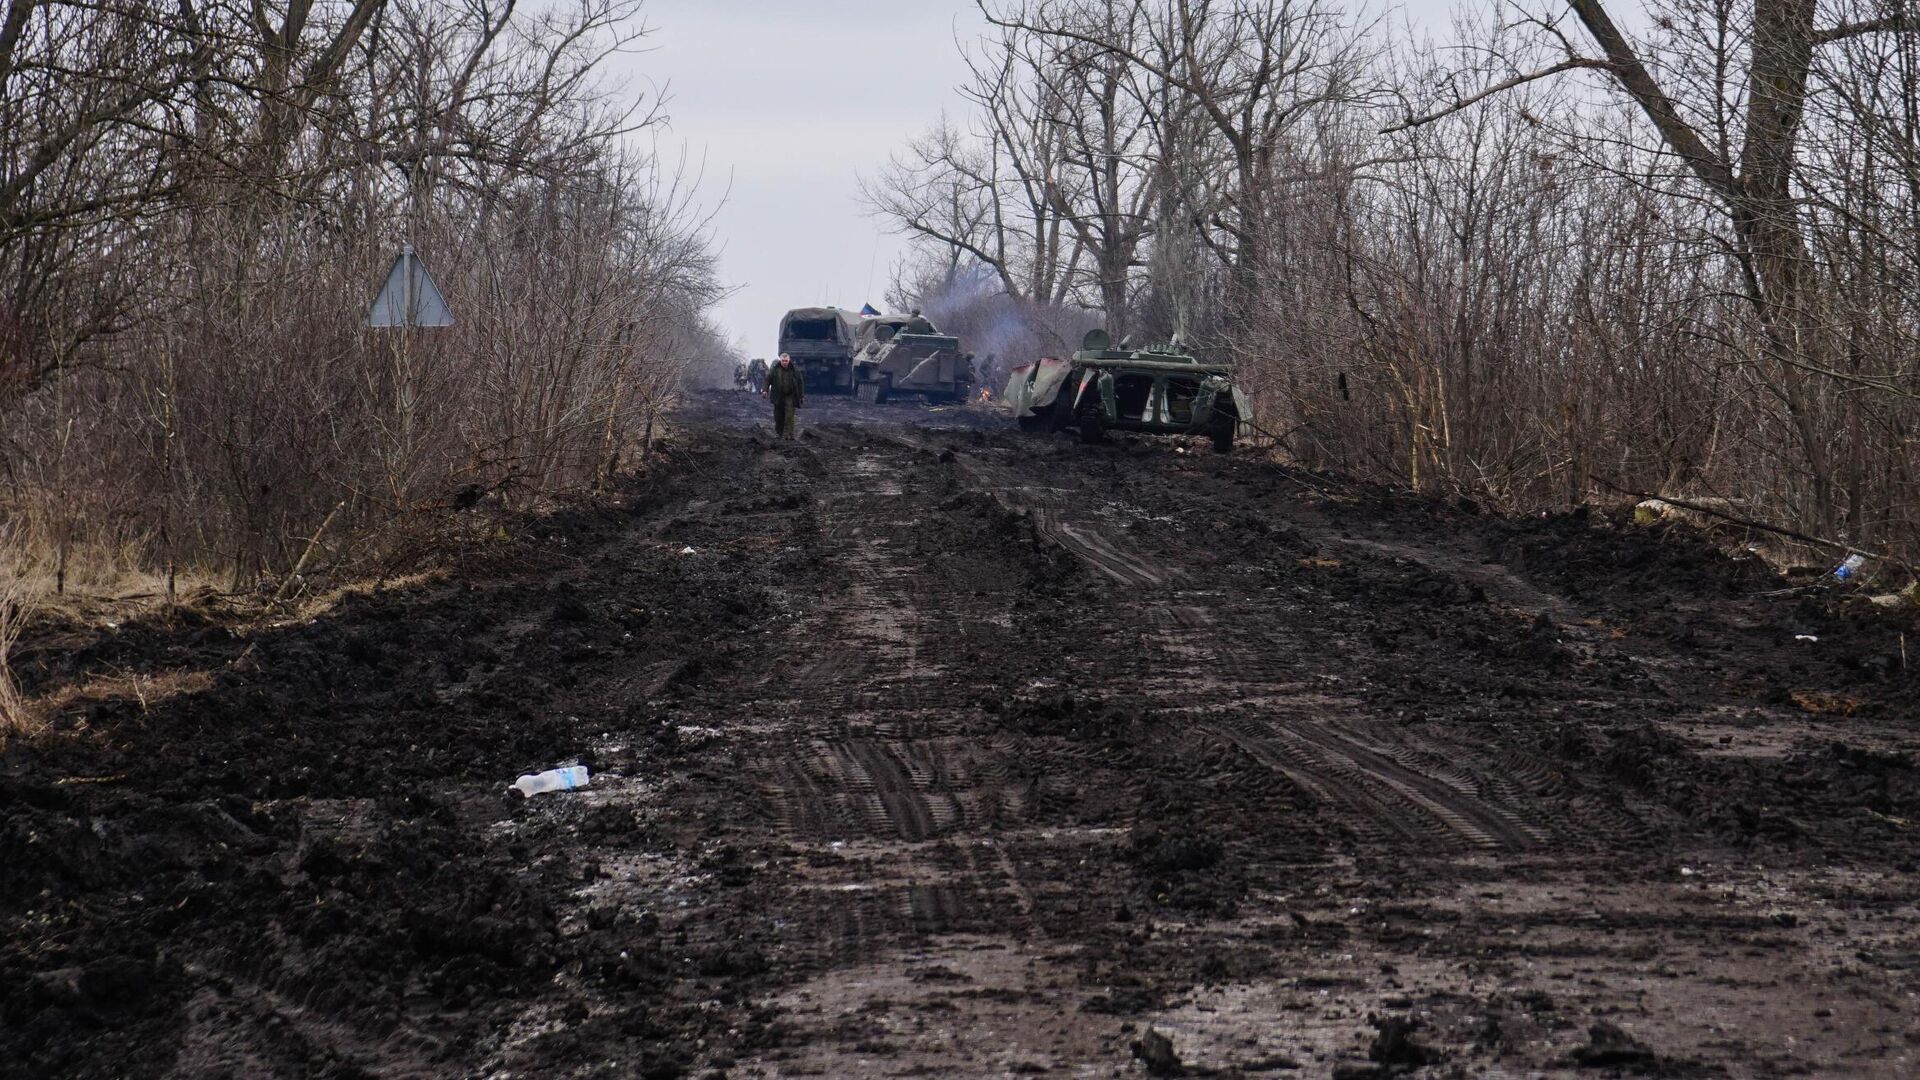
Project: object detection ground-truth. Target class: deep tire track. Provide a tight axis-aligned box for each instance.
[977,463,1593,855]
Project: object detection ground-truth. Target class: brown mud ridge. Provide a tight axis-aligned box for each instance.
[6,390,1920,1079]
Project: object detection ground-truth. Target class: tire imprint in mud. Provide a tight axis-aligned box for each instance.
[727,422,1709,1074]
[729,432,1048,971]
[950,451,1176,586]
[956,486,1566,854]
[704,413,1915,1078]
[1200,717,1549,850]
[856,443,1574,857]
[761,738,1032,842]
[18,394,1920,1080]
[1172,638,1660,853]
[930,445,1654,856]
[685,417,1920,1077]
[780,447,946,699]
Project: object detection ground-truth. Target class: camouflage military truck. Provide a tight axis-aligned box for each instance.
[1002,330,1251,452]
[777,307,863,393]
[847,312,974,403]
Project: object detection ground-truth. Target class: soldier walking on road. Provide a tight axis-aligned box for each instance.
[765,352,805,439]
[747,356,769,394]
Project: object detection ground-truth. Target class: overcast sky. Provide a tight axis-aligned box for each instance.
[621,0,1461,357]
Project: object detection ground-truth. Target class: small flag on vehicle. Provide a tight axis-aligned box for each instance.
[860,303,880,317]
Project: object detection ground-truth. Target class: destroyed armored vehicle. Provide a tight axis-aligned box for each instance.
[848,312,974,403]
[1002,330,1251,452]
[777,306,863,393]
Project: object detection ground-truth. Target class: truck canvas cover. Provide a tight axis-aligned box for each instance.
[777,307,863,391]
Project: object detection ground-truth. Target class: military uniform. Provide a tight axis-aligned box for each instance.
[747,357,768,394]
[767,360,805,439]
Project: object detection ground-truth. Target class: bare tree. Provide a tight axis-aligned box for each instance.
[963,9,1163,330]
[0,0,726,590]
[983,0,1382,306]
[1390,0,1920,531]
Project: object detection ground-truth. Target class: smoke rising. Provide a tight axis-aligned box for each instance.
[896,263,1100,394]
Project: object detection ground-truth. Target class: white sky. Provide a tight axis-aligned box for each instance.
[619,0,1465,357]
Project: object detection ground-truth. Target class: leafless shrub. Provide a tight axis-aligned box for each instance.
[0,1,727,595]
[871,0,1920,562]
[0,518,53,739]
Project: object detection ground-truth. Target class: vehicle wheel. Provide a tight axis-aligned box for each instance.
[1210,413,1235,454]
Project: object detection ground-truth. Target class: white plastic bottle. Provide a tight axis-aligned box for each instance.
[511,765,590,798]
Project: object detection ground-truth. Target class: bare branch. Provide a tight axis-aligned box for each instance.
[1382,57,1612,133]
[1814,10,1917,45]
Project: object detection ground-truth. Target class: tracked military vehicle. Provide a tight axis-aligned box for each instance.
[1003,330,1251,452]
[848,312,974,403]
[777,307,863,393]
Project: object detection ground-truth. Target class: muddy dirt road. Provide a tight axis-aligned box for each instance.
[7,391,1920,1078]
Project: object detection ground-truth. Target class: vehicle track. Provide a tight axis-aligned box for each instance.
[675,407,1917,1076]
[933,441,1589,854]
[1204,716,1549,850]
[728,433,1050,976]
[582,414,1920,1077]
[20,392,1920,1080]
[741,420,1669,963]
[950,452,1176,586]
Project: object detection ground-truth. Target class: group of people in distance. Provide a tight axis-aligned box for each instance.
[732,356,768,394]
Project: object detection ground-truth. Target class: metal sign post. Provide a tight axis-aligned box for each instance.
[367,245,454,508]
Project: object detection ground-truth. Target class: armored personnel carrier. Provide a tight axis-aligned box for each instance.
[1002,330,1251,452]
[847,311,974,403]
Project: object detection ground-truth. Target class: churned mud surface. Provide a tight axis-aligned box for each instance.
[6,390,1920,1079]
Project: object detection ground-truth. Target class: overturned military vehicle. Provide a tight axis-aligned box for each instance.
[777,307,863,393]
[1003,330,1251,452]
[847,311,974,403]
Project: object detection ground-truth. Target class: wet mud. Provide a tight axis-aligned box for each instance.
[5,390,1919,1078]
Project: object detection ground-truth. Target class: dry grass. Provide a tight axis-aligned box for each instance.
[1,518,54,742]
[0,492,226,604]
[287,570,448,624]
[0,504,230,747]
[0,467,581,750]
[1791,689,1865,717]
[0,557,440,751]
[34,668,217,728]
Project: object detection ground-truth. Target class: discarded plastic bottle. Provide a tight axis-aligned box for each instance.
[511,765,589,798]
[1833,554,1866,581]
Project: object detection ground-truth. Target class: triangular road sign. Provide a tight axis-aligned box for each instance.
[369,244,454,328]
